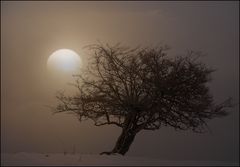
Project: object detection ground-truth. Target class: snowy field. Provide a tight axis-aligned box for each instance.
[1,152,238,166]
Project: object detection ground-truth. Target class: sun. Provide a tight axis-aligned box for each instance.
[47,49,81,73]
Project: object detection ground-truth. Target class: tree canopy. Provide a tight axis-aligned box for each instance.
[55,43,232,155]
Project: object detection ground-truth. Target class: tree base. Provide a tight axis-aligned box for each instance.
[100,151,113,155]
[100,151,123,155]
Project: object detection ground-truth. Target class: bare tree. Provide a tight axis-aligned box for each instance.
[55,43,232,155]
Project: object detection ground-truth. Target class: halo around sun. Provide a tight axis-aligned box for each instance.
[47,49,81,73]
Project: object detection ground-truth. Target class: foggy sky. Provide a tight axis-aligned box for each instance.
[1,1,239,163]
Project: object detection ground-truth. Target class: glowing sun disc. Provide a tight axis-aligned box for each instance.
[47,49,81,73]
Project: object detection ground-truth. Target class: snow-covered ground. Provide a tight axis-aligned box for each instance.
[1,153,238,166]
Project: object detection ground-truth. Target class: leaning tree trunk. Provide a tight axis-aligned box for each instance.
[112,129,137,155]
[100,128,137,155]
[100,111,139,155]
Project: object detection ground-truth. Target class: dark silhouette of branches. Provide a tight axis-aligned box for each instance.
[54,43,232,155]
